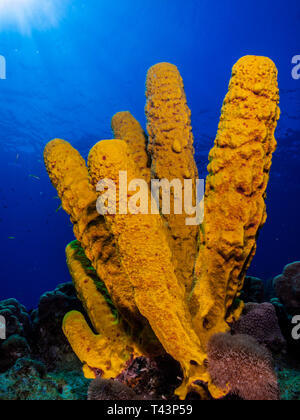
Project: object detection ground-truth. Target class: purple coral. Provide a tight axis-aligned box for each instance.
[274,261,300,315]
[207,333,279,400]
[232,302,286,352]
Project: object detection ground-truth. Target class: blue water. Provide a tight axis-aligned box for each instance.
[0,0,299,309]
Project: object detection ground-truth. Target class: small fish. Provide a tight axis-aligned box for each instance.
[29,174,40,180]
[53,196,60,200]
[55,204,62,213]
[16,153,19,161]
[8,236,15,240]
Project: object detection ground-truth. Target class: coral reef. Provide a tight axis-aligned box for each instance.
[0,358,89,401]
[274,261,300,315]
[0,285,92,400]
[0,299,31,340]
[207,333,279,400]
[232,303,286,353]
[44,56,280,400]
[278,366,300,401]
[31,282,85,371]
[0,335,31,372]
[271,263,300,356]
[0,299,32,372]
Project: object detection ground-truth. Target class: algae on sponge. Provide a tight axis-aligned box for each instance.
[190,56,280,349]
[63,240,142,379]
[66,240,118,331]
[145,63,199,293]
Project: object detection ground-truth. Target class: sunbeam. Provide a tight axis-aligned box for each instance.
[0,0,68,33]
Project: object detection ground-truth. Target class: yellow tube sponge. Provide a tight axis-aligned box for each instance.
[63,311,139,380]
[145,63,199,292]
[190,56,280,348]
[63,240,141,379]
[44,139,142,329]
[112,111,150,183]
[44,56,280,400]
[87,139,225,400]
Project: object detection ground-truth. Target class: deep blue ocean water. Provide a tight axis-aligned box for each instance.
[0,0,299,309]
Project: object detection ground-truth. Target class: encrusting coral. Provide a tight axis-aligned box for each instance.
[44,56,280,400]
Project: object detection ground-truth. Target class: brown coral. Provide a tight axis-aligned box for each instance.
[207,333,279,400]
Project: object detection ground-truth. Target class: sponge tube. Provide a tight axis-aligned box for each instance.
[190,56,280,349]
[145,63,199,292]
